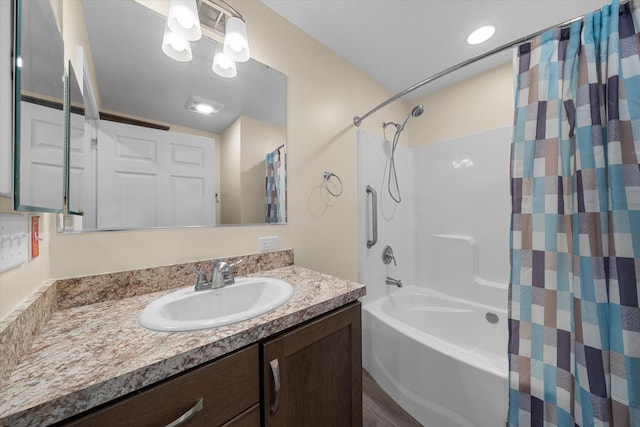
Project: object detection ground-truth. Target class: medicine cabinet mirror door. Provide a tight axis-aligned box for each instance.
[62,0,287,231]
[13,0,65,212]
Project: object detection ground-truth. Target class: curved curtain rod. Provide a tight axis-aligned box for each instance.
[352,2,628,127]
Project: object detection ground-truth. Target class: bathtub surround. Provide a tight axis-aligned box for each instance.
[357,126,512,425]
[509,1,640,424]
[0,249,293,388]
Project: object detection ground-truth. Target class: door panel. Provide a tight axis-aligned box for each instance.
[97,120,215,229]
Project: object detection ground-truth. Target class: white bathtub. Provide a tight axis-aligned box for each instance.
[362,286,508,427]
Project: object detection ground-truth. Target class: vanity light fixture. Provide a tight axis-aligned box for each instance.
[162,0,251,78]
[168,0,202,41]
[162,25,193,62]
[212,43,237,78]
[223,16,250,63]
[466,25,496,45]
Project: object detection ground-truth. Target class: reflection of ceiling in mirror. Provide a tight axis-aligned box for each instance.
[21,0,64,99]
[82,0,286,134]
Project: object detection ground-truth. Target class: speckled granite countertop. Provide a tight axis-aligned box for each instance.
[0,266,365,426]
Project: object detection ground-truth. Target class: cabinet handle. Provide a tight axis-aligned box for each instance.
[165,398,204,427]
[269,359,281,414]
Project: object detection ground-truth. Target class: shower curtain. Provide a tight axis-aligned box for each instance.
[509,0,640,425]
[265,150,286,223]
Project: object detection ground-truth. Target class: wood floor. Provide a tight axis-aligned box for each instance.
[363,369,423,427]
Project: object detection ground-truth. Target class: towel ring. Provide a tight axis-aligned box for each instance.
[323,172,343,197]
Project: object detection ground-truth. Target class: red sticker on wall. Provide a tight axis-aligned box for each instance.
[31,216,39,259]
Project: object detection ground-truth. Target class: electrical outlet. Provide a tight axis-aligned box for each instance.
[259,236,279,252]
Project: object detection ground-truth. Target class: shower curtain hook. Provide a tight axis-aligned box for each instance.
[323,171,343,197]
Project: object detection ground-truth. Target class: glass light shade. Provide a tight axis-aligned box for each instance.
[162,26,193,62]
[223,17,250,63]
[168,0,202,41]
[212,45,237,78]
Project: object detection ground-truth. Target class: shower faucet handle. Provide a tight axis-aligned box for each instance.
[382,246,397,266]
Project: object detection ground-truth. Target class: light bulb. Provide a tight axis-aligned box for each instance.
[170,36,188,52]
[195,103,215,114]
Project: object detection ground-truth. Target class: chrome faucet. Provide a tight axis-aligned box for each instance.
[211,260,235,289]
[385,277,402,288]
[189,259,243,291]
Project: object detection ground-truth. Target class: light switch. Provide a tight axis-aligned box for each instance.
[0,213,28,273]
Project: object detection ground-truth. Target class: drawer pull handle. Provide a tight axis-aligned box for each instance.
[165,398,204,427]
[269,358,281,414]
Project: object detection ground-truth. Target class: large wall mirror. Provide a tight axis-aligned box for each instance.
[13,0,65,212]
[13,0,287,230]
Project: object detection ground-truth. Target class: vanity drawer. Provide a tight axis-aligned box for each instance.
[64,345,259,427]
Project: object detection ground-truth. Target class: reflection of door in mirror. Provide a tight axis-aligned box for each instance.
[14,0,65,211]
[18,102,64,209]
[96,121,216,229]
[0,0,11,196]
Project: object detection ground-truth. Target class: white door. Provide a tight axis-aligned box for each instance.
[97,120,216,229]
[18,102,64,210]
[67,113,95,224]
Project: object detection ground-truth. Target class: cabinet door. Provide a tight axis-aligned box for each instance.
[262,302,362,427]
[64,345,259,427]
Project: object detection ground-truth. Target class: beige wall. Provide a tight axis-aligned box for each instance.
[2,0,518,320]
[220,118,242,224]
[0,199,52,318]
[61,0,101,109]
[409,62,514,146]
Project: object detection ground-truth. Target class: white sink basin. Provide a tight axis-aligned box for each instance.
[138,277,294,332]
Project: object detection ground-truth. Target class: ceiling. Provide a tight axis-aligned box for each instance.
[82,0,285,134]
[262,0,607,101]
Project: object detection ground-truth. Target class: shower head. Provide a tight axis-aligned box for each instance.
[399,104,425,130]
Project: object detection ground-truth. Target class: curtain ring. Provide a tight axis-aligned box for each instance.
[323,171,343,197]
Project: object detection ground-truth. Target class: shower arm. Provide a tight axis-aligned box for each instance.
[352,10,604,128]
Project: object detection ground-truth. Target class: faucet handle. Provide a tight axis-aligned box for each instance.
[187,268,210,291]
[382,246,397,266]
[229,259,243,269]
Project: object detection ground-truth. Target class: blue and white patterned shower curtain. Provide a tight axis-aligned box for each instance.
[265,150,286,223]
[509,0,640,425]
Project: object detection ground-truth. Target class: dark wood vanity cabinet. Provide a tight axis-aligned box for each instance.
[63,345,260,427]
[261,302,362,427]
[61,302,361,427]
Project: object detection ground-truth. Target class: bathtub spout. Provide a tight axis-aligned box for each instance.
[385,277,402,287]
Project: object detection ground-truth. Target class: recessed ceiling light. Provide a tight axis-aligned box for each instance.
[185,95,223,117]
[467,25,496,45]
[194,103,216,115]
